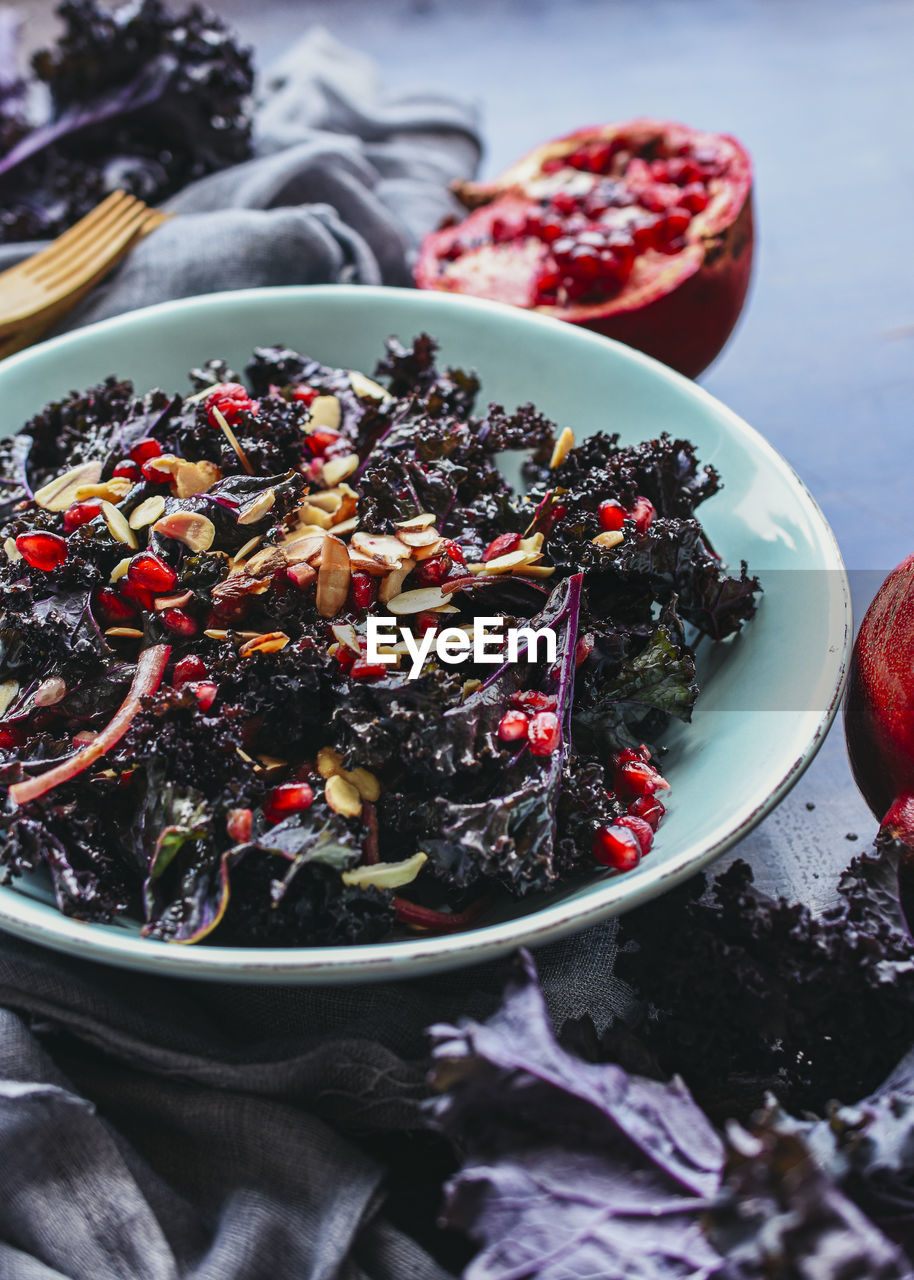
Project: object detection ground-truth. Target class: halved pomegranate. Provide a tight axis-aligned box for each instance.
[415,119,754,377]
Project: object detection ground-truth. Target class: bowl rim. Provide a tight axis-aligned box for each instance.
[0,284,851,982]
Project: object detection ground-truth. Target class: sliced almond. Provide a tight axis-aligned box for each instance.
[299,503,334,530]
[154,590,193,611]
[238,631,290,658]
[548,426,575,470]
[335,483,359,524]
[153,511,216,553]
[109,557,131,583]
[592,530,624,549]
[329,515,358,537]
[4,537,21,563]
[325,772,362,818]
[0,679,19,717]
[231,534,263,567]
[322,453,359,487]
[520,564,557,578]
[316,535,351,618]
[105,627,143,638]
[378,558,415,604]
[257,754,288,775]
[398,527,441,549]
[342,766,381,802]
[245,546,288,578]
[209,405,253,475]
[237,489,275,525]
[386,586,450,614]
[480,549,536,574]
[411,537,448,562]
[350,532,410,567]
[153,455,222,499]
[100,500,138,549]
[317,746,344,778]
[204,629,229,640]
[129,495,166,530]
[74,478,133,502]
[307,490,343,514]
[342,851,427,890]
[308,395,341,432]
[520,532,545,555]
[348,371,392,402]
[331,623,362,655]
[283,533,326,566]
[35,461,104,511]
[184,381,222,405]
[394,513,436,531]
[348,552,389,577]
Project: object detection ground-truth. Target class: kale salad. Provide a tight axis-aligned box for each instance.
[0,336,759,946]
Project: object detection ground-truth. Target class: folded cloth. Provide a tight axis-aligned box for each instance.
[0,28,632,1280]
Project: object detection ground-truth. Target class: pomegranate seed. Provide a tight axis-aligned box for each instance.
[535,268,561,299]
[414,555,450,587]
[16,531,67,571]
[264,782,315,824]
[575,633,595,667]
[491,216,513,244]
[629,795,666,831]
[161,608,197,637]
[664,208,692,238]
[205,382,255,427]
[129,438,163,464]
[617,759,670,796]
[598,500,625,532]
[497,710,529,742]
[550,191,577,215]
[192,681,218,712]
[593,824,641,871]
[415,611,440,635]
[680,183,709,214]
[62,500,102,532]
[512,690,557,712]
[334,646,356,671]
[95,587,137,623]
[528,710,560,756]
[539,219,564,243]
[112,460,141,482]
[630,495,656,533]
[617,746,649,764]
[0,725,24,749]
[542,157,564,175]
[308,429,340,455]
[226,807,253,843]
[292,385,318,405]
[173,655,207,687]
[119,579,155,611]
[351,571,374,609]
[617,813,655,854]
[350,660,388,680]
[442,539,465,565]
[142,458,172,485]
[128,552,177,593]
[483,531,522,562]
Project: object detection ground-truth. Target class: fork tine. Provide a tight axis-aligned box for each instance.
[27,197,144,285]
[4,192,132,280]
[31,208,165,302]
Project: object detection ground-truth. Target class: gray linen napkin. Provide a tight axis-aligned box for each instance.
[0,28,630,1280]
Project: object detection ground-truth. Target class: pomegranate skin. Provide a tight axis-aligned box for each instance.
[415,119,754,379]
[844,554,914,835]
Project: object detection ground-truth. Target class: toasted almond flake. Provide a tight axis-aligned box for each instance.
[34,676,66,707]
[307,490,343,514]
[331,623,362,655]
[342,851,427,890]
[592,530,625,549]
[0,680,19,717]
[316,535,351,618]
[394,513,437,531]
[398,526,441,549]
[237,489,275,525]
[283,533,326,566]
[238,631,290,658]
[308,395,341,431]
[322,453,359,487]
[109,557,131,583]
[335,483,359,523]
[386,586,449,614]
[429,604,460,614]
[411,537,447,562]
[4,537,21,563]
[481,549,536,573]
[462,679,482,698]
[34,461,104,512]
[548,426,575,470]
[153,455,222,499]
[300,503,334,530]
[231,534,263,566]
[351,531,410,566]
[204,629,229,639]
[129,495,166,529]
[378,558,415,604]
[184,381,221,405]
[520,564,557,578]
[349,551,390,577]
[100,500,138,549]
[153,511,216,553]
[154,590,193,611]
[348,371,392,402]
[329,516,358,536]
[210,405,254,475]
[258,754,288,774]
[342,766,381,802]
[317,747,344,778]
[74,478,133,502]
[325,772,362,818]
[105,627,143,638]
[245,545,288,578]
[236,747,257,765]
[520,532,545,554]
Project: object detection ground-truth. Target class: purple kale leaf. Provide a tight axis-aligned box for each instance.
[0,0,254,243]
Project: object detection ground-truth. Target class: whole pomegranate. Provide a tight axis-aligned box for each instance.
[415,119,754,378]
[845,555,914,848]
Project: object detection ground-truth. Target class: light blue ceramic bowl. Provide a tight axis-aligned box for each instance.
[0,286,850,982]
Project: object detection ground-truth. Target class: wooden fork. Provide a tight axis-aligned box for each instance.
[0,191,170,357]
